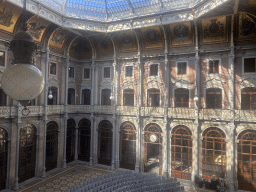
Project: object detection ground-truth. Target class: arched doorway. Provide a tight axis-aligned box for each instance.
[144,123,162,175]
[202,127,226,179]
[171,126,192,180]
[120,122,136,170]
[46,121,58,172]
[78,119,91,162]
[0,128,8,190]
[238,130,256,191]
[98,120,112,166]
[19,124,37,183]
[66,119,76,163]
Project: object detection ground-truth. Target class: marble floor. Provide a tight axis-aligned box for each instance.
[5,162,231,192]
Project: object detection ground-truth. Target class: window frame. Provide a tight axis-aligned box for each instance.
[243,56,256,74]
[125,65,134,78]
[174,88,190,108]
[81,88,91,105]
[69,67,75,78]
[205,88,223,109]
[176,61,188,76]
[207,58,221,75]
[83,67,91,80]
[147,88,160,107]
[0,50,6,68]
[123,89,135,106]
[148,64,159,77]
[101,88,112,105]
[49,62,57,76]
[102,66,111,79]
[67,88,76,105]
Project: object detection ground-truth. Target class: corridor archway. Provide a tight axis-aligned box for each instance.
[144,123,162,175]
[238,130,256,191]
[46,121,58,172]
[202,127,226,179]
[0,128,8,190]
[78,118,91,162]
[66,119,76,163]
[120,122,136,170]
[19,124,37,183]
[98,120,112,166]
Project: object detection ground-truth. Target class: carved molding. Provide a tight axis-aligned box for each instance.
[122,81,135,90]
[238,77,256,89]
[173,79,193,89]
[204,78,226,89]
[146,80,162,89]
[100,81,111,89]
[48,77,59,88]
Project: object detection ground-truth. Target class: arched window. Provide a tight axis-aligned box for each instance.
[68,88,75,105]
[120,122,136,170]
[175,88,189,108]
[78,118,91,162]
[0,128,8,191]
[237,130,256,191]
[171,126,192,180]
[241,88,256,110]
[0,89,6,106]
[82,89,91,105]
[147,89,160,107]
[98,120,112,166]
[19,124,37,183]
[48,87,58,105]
[202,128,226,179]
[144,123,162,175]
[206,88,222,109]
[123,89,134,106]
[101,89,111,105]
[46,121,58,171]
[66,119,76,163]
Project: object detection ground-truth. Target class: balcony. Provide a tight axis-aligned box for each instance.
[168,108,195,119]
[116,106,138,116]
[141,107,164,117]
[199,109,232,121]
[235,110,256,122]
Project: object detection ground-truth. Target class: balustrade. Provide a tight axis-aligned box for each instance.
[0,105,256,122]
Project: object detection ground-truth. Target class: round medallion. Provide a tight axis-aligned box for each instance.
[150,134,157,142]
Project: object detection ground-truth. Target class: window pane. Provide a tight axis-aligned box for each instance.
[82,89,91,105]
[125,66,133,77]
[149,64,158,76]
[68,88,75,105]
[50,63,56,75]
[0,89,6,106]
[244,58,255,73]
[178,62,186,74]
[148,89,160,107]
[123,89,134,106]
[69,67,74,78]
[104,67,110,78]
[0,52,5,66]
[101,89,111,105]
[84,68,90,79]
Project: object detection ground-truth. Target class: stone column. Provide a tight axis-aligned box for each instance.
[111,116,116,170]
[42,48,49,178]
[168,133,172,178]
[91,60,96,106]
[13,103,21,190]
[63,55,69,169]
[74,126,79,161]
[192,21,200,182]
[228,14,235,192]
[162,32,169,177]
[89,113,94,165]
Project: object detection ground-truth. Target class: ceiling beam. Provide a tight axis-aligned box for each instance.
[127,0,134,14]
[105,0,108,20]
[159,0,163,10]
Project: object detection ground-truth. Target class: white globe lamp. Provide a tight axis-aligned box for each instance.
[1,31,45,107]
[48,90,53,99]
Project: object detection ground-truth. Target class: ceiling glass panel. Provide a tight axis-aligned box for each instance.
[36,0,206,22]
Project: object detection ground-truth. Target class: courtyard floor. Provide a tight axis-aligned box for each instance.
[2,161,236,192]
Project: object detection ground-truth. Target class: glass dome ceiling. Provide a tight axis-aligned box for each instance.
[38,0,204,22]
